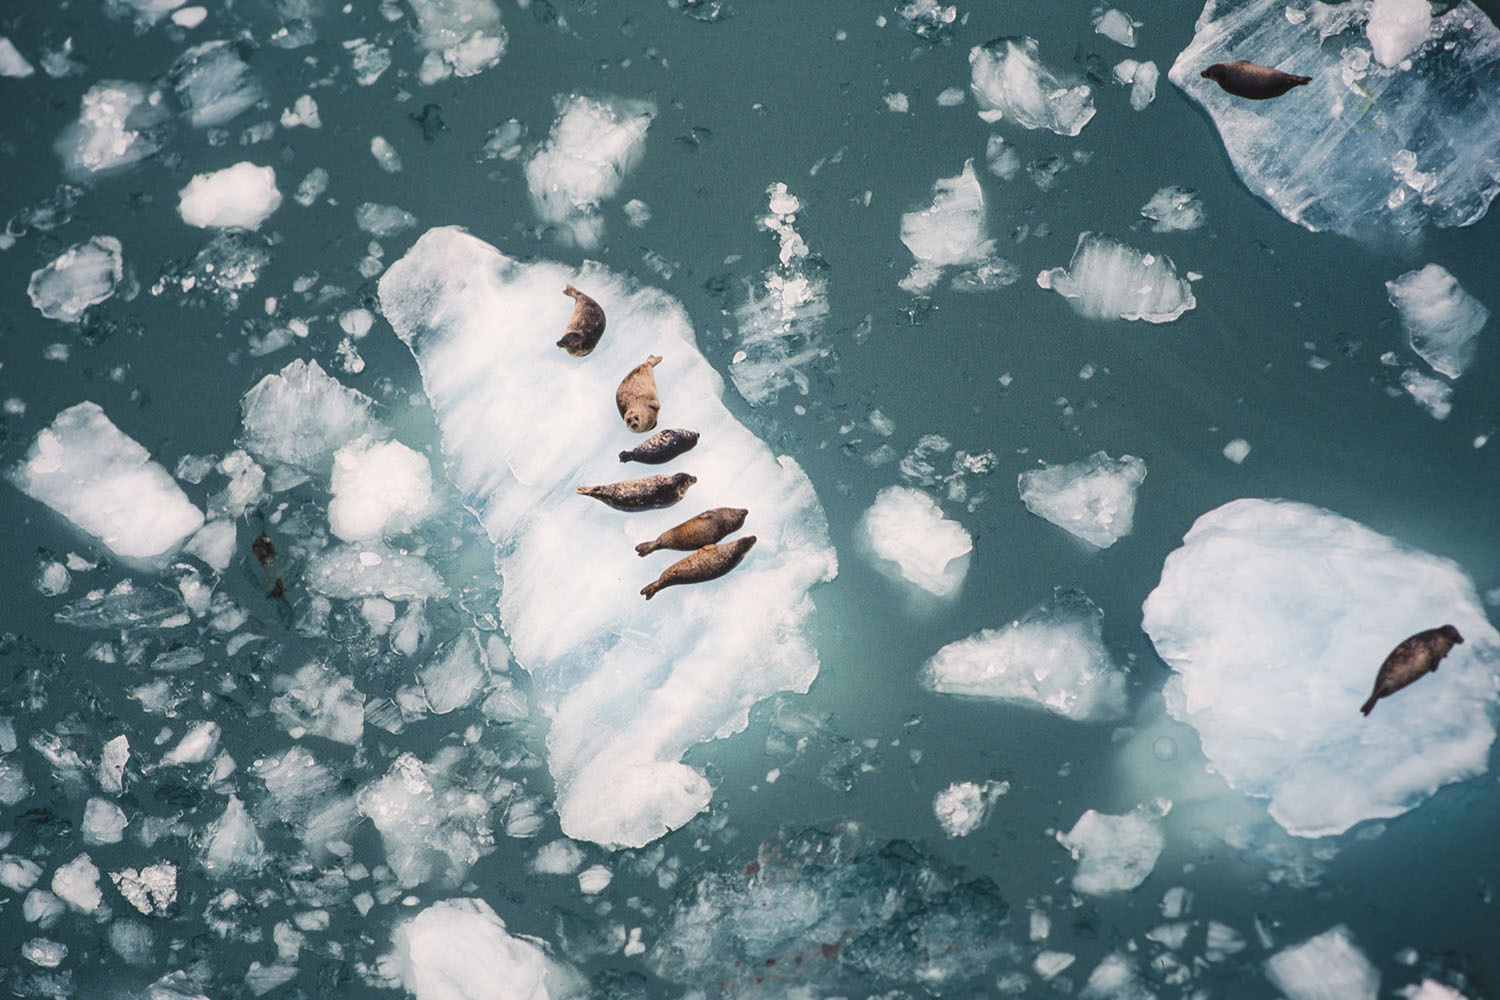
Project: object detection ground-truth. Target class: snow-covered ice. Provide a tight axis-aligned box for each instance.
[1265,925,1378,1000]
[524,94,655,249]
[1168,0,1500,240]
[1057,806,1166,894]
[969,36,1096,136]
[1386,264,1488,378]
[921,589,1129,721]
[900,160,1014,294]
[408,0,508,84]
[380,228,836,848]
[9,402,205,563]
[1038,233,1196,322]
[1142,499,1500,837]
[1018,451,1146,548]
[1140,186,1205,232]
[860,486,971,597]
[328,436,434,542]
[55,81,169,180]
[393,898,582,1000]
[178,163,281,230]
[27,236,124,322]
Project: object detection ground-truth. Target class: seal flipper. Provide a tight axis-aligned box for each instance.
[1359,694,1378,716]
[635,540,657,557]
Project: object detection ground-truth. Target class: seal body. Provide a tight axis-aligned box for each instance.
[642,536,757,599]
[577,472,695,511]
[617,355,662,433]
[620,428,699,465]
[1360,624,1463,716]
[557,285,605,357]
[636,507,748,556]
[1201,61,1311,99]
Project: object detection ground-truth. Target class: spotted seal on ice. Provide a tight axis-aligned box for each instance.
[641,535,757,599]
[1201,61,1311,100]
[577,472,695,511]
[557,285,605,357]
[619,428,699,465]
[617,355,662,433]
[636,507,747,556]
[1360,624,1463,716]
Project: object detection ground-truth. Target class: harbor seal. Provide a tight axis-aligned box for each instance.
[577,472,695,511]
[617,355,662,433]
[636,507,748,556]
[1201,61,1311,100]
[619,428,699,465]
[557,285,605,357]
[1360,624,1463,716]
[641,535,757,599]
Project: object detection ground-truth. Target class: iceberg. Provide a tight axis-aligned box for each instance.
[1168,0,1500,240]
[1385,263,1488,379]
[1018,451,1147,548]
[1141,499,1500,837]
[54,81,170,181]
[524,94,655,249]
[27,236,124,322]
[969,36,1096,136]
[1265,925,1378,1000]
[1057,806,1166,894]
[379,227,837,848]
[860,485,971,598]
[1038,233,1196,323]
[177,163,281,230]
[393,898,582,1000]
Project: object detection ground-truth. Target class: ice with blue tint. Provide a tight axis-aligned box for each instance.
[1265,925,1378,1000]
[899,160,1015,294]
[1142,498,1500,837]
[969,36,1096,136]
[1057,805,1167,894]
[177,163,281,231]
[379,227,837,849]
[1018,451,1147,548]
[55,81,169,180]
[27,236,124,322]
[860,485,972,598]
[1038,234,1196,323]
[1169,0,1500,240]
[1385,263,1489,379]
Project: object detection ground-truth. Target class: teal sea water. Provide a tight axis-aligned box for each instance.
[1,0,1499,997]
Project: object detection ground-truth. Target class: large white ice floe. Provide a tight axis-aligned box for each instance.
[969,36,1096,136]
[899,160,1015,294]
[408,0,507,84]
[1265,925,1378,1000]
[860,485,971,598]
[1141,498,1500,837]
[1169,0,1500,240]
[379,227,837,848]
[9,402,205,564]
[524,94,655,249]
[1057,804,1166,894]
[1038,233,1196,323]
[393,898,583,1000]
[1018,451,1146,549]
[27,237,124,323]
[1385,263,1488,379]
[55,81,169,180]
[921,589,1129,721]
[177,163,281,230]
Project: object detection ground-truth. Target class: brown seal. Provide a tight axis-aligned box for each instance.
[557,285,606,357]
[617,355,662,433]
[1201,61,1311,100]
[619,428,699,465]
[636,507,748,556]
[577,472,695,511]
[1360,624,1463,716]
[641,536,757,600]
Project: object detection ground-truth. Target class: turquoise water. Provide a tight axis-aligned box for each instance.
[1,0,1498,997]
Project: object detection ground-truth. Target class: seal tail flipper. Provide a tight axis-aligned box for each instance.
[619,450,633,463]
[635,540,657,557]
[641,581,659,600]
[1292,74,1311,86]
[1359,694,1378,716]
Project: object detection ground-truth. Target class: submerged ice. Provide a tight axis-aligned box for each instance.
[1385,263,1488,379]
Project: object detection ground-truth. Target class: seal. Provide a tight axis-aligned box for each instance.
[619,428,700,465]
[636,507,748,556]
[557,285,606,357]
[577,472,696,511]
[641,536,757,600]
[1360,624,1463,716]
[617,355,662,433]
[1201,61,1311,100]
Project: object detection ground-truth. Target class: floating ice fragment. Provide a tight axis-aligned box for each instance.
[1037,233,1195,322]
[1018,451,1146,548]
[111,862,177,915]
[329,436,434,542]
[1057,806,1165,893]
[419,631,487,714]
[51,853,102,912]
[409,0,508,84]
[1113,59,1159,109]
[358,754,494,887]
[1141,498,1500,836]
[1,856,44,892]
[1386,264,1488,378]
[1265,925,1378,1000]
[238,358,385,484]
[356,203,418,237]
[83,797,128,844]
[27,236,124,322]
[172,6,207,27]
[1367,0,1432,68]
[294,167,329,207]
[1094,8,1138,47]
[985,134,1020,179]
[186,518,236,571]
[201,795,264,875]
[0,37,34,78]
[1140,186,1205,231]
[178,163,281,230]
[899,0,959,42]
[883,91,910,113]
[525,94,655,248]
[969,36,1096,135]
[22,938,66,968]
[271,662,365,744]
[1081,952,1153,999]
[55,81,169,180]
[394,898,582,1000]
[1035,951,1076,980]
[531,839,585,875]
[900,160,1012,294]
[371,135,402,172]
[577,865,612,894]
[305,544,446,601]
[1400,982,1469,1000]
[1400,367,1451,419]
[9,402,205,563]
[280,94,320,129]
[860,486,971,597]
[1222,437,1251,463]
[171,40,262,128]
[933,779,1007,836]
[107,0,186,26]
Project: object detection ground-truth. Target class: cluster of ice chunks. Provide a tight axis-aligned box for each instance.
[54,81,170,180]
[859,485,971,598]
[524,94,655,249]
[407,0,508,84]
[1037,234,1196,323]
[1018,451,1147,549]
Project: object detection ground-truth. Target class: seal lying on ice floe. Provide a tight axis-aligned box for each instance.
[1200,60,1311,99]
[577,472,695,511]
[1360,624,1463,716]
[641,536,757,600]
[635,507,747,556]
[617,355,663,433]
[557,285,605,357]
[619,428,699,464]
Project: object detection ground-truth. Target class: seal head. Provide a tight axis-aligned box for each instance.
[617,355,663,433]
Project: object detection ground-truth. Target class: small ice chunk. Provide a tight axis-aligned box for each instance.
[172,6,207,27]
[305,544,446,601]
[371,135,402,173]
[171,40,261,128]
[985,134,1020,180]
[884,91,910,113]
[623,199,651,226]
[1400,983,1468,1000]
[419,631,487,714]
[932,779,1007,836]
[1094,8,1137,46]
[186,518,237,572]
[1,856,44,892]
[1081,953,1151,998]
[108,0,186,25]
[1386,263,1488,378]
[1400,367,1452,419]
[23,938,66,968]
[280,94,320,129]
[99,735,130,793]
[921,589,1128,721]
[899,0,958,41]
[936,85,966,106]
[1222,438,1251,463]
[55,81,169,180]
[1206,921,1246,961]
[1035,951,1076,980]
[328,436,434,542]
[0,37,35,78]
[1141,185,1204,232]
[51,854,103,912]
[9,402,206,563]
[1367,0,1432,68]
[294,167,329,207]
[408,0,508,84]
[160,720,220,765]
[357,754,494,887]
[1018,451,1146,548]
[860,486,971,597]
[356,203,418,237]
[969,36,1096,135]
[238,358,384,482]
[393,898,581,1000]
[1112,58,1159,109]
[524,94,655,248]
[201,795,264,876]
[178,163,281,230]
[83,797,128,844]
[900,159,1008,294]
[271,662,365,745]
[1265,925,1379,1000]
[28,236,124,322]
[111,862,177,915]
[531,839,585,875]
[1038,233,1195,322]
[577,864,612,894]
[1057,806,1165,894]
[23,889,64,926]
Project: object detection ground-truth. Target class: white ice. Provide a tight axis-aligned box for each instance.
[238,358,385,486]
[1094,9,1137,47]
[921,589,1129,721]
[1112,59,1159,110]
[200,795,264,875]
[932,779,1006,836]
[356,203,418,237]
[0,37,34,78]
[969,36,1096,135]
[27,236,124,323]
[111,862,177,915]
[1057,806,1166,894]
[51,854,102,913]
[524,94,655,248]
[328,436,434,542]
[1222,438,1251,463]
[393,898,582,1000]
[419,631,487,714]
[55,81,168,180]
[9,402,205,564]
[1386,263,1488,378]
[1140,186,1204,232]
[1367,0,1432,67]
[270,662,365,745]
[1018,450,1146,548]
[1400,367,1452,419]
[899,160,1010,294]
[1141,498,1500,837]
[178,162,281,230]
[1265,925,1378,1000]
[379,227,837,848]
[280,94,320,129]
[1080,952,1152,999]
[1401,983,1468,1000]
[409,0,507,84]
[860,486,971,597]
[107,0,186,25]
[1168,0,1500,240]
[1038,233,1196,323]
[172,40,261,128]
[357,754,493,887]
[531,840,584,875]
[305,545,446,602]
[82,797,128,844]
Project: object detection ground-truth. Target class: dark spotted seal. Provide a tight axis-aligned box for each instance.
[1201,61,1311,100]
[636,507,748,556]
[557,285,605,357]
[1360,624,1463,716]
[577,472,695,511]
[619,428,699,465]
[641,536,757,600]
[617,355,662,433]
